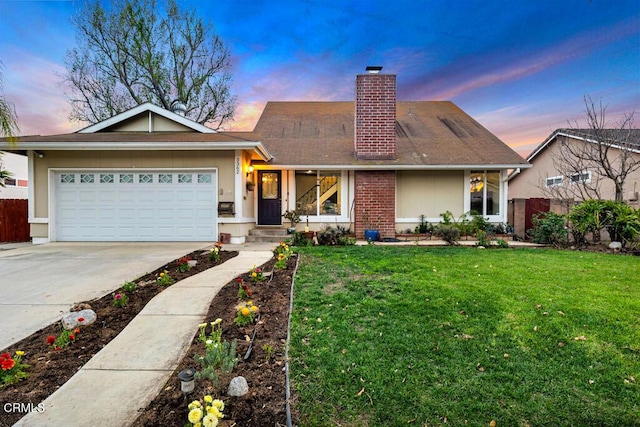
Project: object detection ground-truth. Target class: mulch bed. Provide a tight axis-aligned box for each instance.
[0,249,238,427]
[132,254,297,426]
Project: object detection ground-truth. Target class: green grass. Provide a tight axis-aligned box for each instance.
[289,247,640,426]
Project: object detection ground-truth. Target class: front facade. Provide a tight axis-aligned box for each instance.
[2,68,529,243]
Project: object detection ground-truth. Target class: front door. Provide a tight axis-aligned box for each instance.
[257,170,282,225]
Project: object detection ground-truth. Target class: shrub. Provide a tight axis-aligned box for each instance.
[437,225,460,245]
[531,212,567,246]
[317,226,355,246]
[568,199,608,244]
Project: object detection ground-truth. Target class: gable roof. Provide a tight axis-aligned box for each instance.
[77,102,216,134]
[526,128,640,162]
[253,101,529,169]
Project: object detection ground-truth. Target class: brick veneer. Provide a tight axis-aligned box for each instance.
[354,171,396,239]
[354,73,396,160]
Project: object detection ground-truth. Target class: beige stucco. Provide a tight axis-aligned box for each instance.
[396,170,465,219]
[509,136,640,205]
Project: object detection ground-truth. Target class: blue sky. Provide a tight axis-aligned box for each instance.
[1,0,638,156]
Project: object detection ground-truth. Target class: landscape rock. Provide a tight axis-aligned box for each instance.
[228,376,249,396]
[609,241,622,250]
[62,309,97,330]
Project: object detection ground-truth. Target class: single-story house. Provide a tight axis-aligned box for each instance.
[509,128,640,205]
[1,67,529,243]
[0,151,28,199]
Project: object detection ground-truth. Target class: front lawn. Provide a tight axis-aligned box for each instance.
[290,247,640,426]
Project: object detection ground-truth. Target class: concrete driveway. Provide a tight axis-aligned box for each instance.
[0,242,210,351]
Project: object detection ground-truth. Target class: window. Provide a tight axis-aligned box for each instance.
[545,176,563,187]
[570,171,591,184]
[198,173,212,184]
[295,170,341,216]
[100,174,114,183]
[119,174,134,183]
[178,173,192,183]
[158,173,173,184]
[469,170,500,216]
[60,174,75,184]
[80,174,95,184]
[2,178,16,186]
[139,174,153,184]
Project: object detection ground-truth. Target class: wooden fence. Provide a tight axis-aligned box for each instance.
[0,199,30,242]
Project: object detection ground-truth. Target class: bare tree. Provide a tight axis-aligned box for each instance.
[545,96,639,203]
[63,0,236,129]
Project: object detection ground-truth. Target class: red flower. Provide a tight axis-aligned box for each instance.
[1,358,15,371]
[115,294,122,300]
[68,334,75,341]
[46,336,56,345]
[74,328,81,334]
[0,352,10,360]
[236,278,243,283]
[54,346,61,351]
[78,317,85,322]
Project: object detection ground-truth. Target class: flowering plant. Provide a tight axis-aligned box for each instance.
[156,270,174,286]
[249,265,265,282]
[236,278,253,299]
[195,319,238,385]
[122,281,137,292]
[178,256,192,273]
[187,395,225,427]
[112,292,129,308]
[274,241,292,269]
[46,325,81,351]
[209,242,223,262]
[0,351,29,388]
[234,301,259,326]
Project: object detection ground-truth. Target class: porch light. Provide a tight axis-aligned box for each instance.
[246,165,254,177]
[178,368,196,395]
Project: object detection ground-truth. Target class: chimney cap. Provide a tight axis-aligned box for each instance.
[365,66,383,74]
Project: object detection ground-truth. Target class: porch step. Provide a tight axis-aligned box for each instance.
[245,227,290,243]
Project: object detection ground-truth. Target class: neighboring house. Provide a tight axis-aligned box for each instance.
[508,129,640,205]
[0,151,28,199]
[0,67,529,243]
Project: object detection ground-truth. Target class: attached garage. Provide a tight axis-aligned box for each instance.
[54,170,217,241]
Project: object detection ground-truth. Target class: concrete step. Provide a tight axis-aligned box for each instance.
[246,228,291,243]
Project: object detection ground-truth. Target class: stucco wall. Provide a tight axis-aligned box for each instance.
[396,170,465,219]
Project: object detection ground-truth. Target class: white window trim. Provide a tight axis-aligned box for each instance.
[545,175,563,188]
[287,170,350,223]
[464,169,506,223]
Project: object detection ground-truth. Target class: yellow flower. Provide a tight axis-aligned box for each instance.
[241,307,250,316]
[206,406,222,418]
[188,407,203,423]
[212,318,222,326]
[252,272,257,277]
[250,305,259,313]
[212,399,224,411]
[15,350,24,356]
[199,323,207,329]
[160,272,165,277]
[204,395,213,403]
[202,413,219,427]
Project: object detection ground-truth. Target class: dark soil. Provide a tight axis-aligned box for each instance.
[0,249,240,427]
[132,255,297,427]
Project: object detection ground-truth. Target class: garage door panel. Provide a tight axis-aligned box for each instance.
[55,170,217,241]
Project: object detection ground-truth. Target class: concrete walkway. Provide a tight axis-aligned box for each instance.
[14,249,274,427]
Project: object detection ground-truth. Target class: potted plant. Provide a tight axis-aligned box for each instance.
[362,212,380,242]
[282,210,301,234]
[246,181,255,191]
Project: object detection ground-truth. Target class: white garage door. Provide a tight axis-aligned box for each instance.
[55,170,217,241]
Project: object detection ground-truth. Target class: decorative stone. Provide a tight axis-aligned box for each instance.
[228,376,249,396]
[609,241,622,250]
[477,246,485,249]
[62,309,97,330]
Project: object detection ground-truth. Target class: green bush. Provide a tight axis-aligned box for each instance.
[531,212,567,246]
[317,226,355,246]
[568,200,640,247]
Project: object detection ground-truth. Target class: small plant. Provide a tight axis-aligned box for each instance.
[237,278,253,299]
[209,242,223,262]
[156,270,174,286]
[187,395,225,427]
[122,281,137,293]
[415,214,433,234]
[262,344,274,363]
[249,265,265,282]
[496,238,509,248]
[177,256,192,273]
[437,224,461,245]
[283,210,301,228]
[112,292,129,308]
[194,320,238,386]
[46,326,81,351]
[475,230,492,247]
[274,241,293,268]
[0,351,29,388]
[531,212,568,246]
[235,301,259,326]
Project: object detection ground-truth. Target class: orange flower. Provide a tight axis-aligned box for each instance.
[241,307,250,316]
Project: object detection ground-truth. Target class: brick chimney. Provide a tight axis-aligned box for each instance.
[354,66,397,160]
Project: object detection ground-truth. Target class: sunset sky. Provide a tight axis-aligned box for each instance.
[1,0,638,157]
